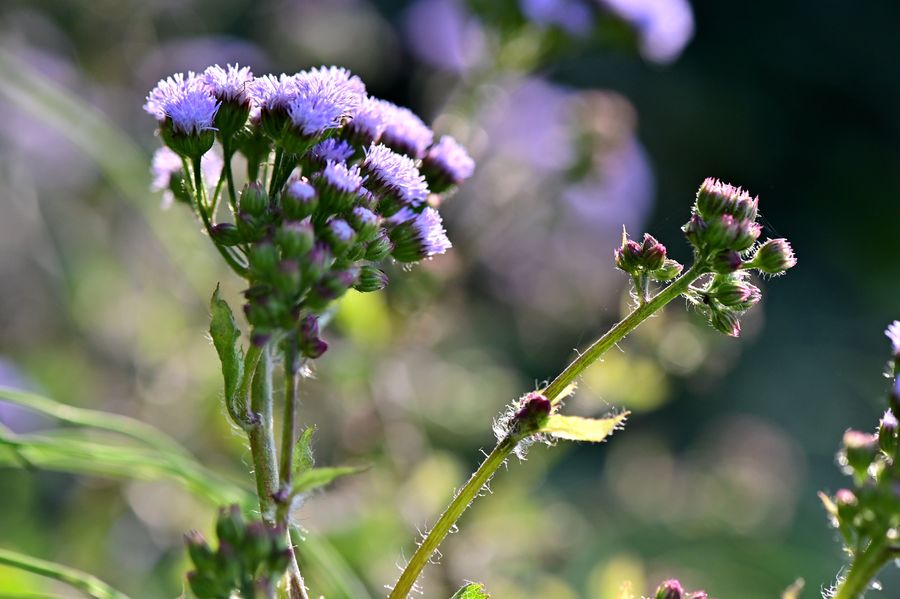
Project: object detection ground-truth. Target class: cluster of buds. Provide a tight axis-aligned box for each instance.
[615,232,683,301]
[654,579,708,599]
[821,323,900,556]
[688,272,761,337]
[184,505,292,599]
[145,64,475,351]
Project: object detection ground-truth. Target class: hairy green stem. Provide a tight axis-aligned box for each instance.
[222,139,239,214]
[278,342,300,511]
[543,262,705,402]
[388,262,706,599]
[0,547,131,599]
[229,344,264,429]
[833,536,892,599]
[247,345,279,524]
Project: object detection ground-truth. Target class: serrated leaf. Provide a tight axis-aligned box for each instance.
[209,285,244,421]
[291,465,367,496]
[539,412,628,443]
[450,583,490,599]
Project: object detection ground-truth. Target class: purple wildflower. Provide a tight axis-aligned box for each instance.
[247,73,295,113]
[882,410,898,431]
[520,0,595,37]
[322,161,364,194]
[202,63,254,103]
[310,138,356,165]
[380,103,434,159]
[351,206,378,227]
[328,218,355,242]
[886,321,900,355]
[144,72,219,135]
[422,135,475,191]
[345,96,392,145]
[600,0,695,64]
[286,66,366,137]
[389,207,451,262]
[285,179,317,201]
[362,144,430,210]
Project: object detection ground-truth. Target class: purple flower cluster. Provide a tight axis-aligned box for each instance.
[145,63,475,349]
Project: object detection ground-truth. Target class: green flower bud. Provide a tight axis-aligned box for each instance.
[240,181,269,217]
[879,409,898,456]
[210,223,244,246]
[249,241,279,277]
[682,214,707,249]
[185,530,216,573]
[364,231,393,261]
[160,119,215,160]
[215,505,245,548]
[843,429,878,481]
[655,579,685,599]
[640,234,667,271]
[187,570,225,599]
[354,265,389,293]
[711,250,743,274]
[709,307,741,337]
[281,180,318,221]
[272,260,302,294]
[275,220,315,259]
[748,238,797,275]
[710,275,761,311]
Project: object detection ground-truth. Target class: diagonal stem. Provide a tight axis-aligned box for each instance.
[387,262,706,599]
[833,535,892,599]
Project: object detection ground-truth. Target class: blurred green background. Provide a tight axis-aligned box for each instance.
[1,1,899,597]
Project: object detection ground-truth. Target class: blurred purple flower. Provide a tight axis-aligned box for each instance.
[521,0,595,37]
[403,0,486,73]
[887,320,900,355]
[599,0,695,63]
[150,146,223,208]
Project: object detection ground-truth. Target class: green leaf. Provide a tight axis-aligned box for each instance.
[539,412,629,443]
[0,547,132,599]
[450,583,490,599]
[209,285,245,423]
[293,426,316,474]
[0,386,188,457]
[291,465,367,496]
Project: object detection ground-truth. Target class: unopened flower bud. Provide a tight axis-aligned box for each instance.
[323,218,357,256]
[834,488,859,523]
[709,307,741,337]
[248,240,279,276]
[281,179,318,221]
[240,181,269,217]
[354,265,389,293]
[187,570,224,599]
[640,234,667,271]
[349,206,380,243]
[843,429,878,480]
[275,220,315,259]
[711,276,761,311]
[301,243,333,284]
[614,239,643,274]
[655,579,685,599]
[298,315,328,359]
[682,214,707,248]
[210,223,244,246]
[273,260,302,294]
[216,505,245,547]
[315,161,364,214]
[365,231,393,261]
[711,250,743,274]
[514,392,552,434]
[731,219,762,252]
[184,530,216,573]
[749,238,797,275]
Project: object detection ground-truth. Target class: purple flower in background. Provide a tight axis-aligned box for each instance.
[202,63,254,103]
[403,0,486,72]
[379,103,434,159]
[151,146,223,208]
[362,144,430,208]
[311,138,356,164]
[600,0,695,63]
[521,0,595,37]
[887,321,900,355]
[143,72,219,134]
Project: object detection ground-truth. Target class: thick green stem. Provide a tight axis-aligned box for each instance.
[247,345,279,524]
[278,342,300,512]
[389,263,706,599]
[228,344,263,429]
[833,536,892,599]
[543,262,705,402]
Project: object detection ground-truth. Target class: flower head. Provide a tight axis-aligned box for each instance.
[144,72,219,135]
[379,103,434,159]
[310,138,356,165]
[345,96,392,145]
[363,144,429,211]
[389,207,451,262]
[321,161,364,194]
[202,64,254,104]
[421,135,475,193]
